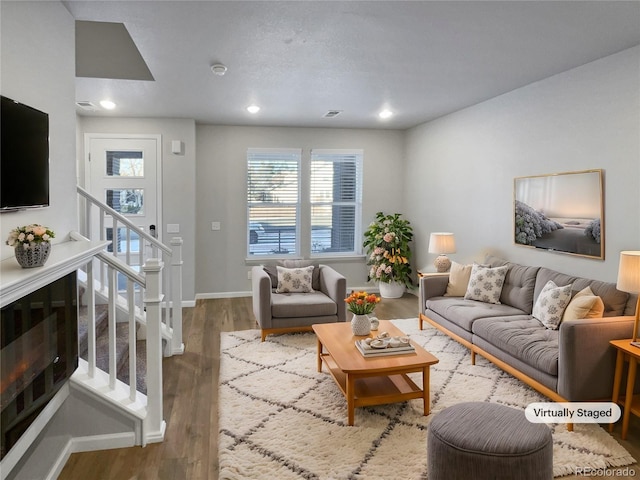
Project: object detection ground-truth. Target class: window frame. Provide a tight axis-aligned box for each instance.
[246,147,364,260]
[309,148,363,258]
[246,148,301,258]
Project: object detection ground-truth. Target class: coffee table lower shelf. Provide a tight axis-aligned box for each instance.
[320,352,427,425]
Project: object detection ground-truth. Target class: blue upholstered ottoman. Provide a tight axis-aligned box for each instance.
[428,402,553,480]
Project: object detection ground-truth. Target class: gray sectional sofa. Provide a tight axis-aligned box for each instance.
[419,256,638,402]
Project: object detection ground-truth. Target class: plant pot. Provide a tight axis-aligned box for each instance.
[14,242,51,268]
[379,281,405,299]
[351,314,371,336]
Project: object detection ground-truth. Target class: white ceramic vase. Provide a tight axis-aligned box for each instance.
[379,281,405,299]
[351,314,371,336]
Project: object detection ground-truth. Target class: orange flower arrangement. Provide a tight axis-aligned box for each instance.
[344,291,381,315]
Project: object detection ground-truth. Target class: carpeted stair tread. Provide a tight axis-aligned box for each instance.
[78,304,147,394]
[78,304,109,358]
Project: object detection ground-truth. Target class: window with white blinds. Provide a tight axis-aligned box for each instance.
[247,148,301,256]
[247,148,362,258]
[310,149,362,255]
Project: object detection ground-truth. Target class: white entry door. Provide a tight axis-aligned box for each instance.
[86,134,161,265]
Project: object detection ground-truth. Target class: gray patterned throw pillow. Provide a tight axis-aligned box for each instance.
[275,265,315,293]
[464,263,508,304]
[533,280,572,330]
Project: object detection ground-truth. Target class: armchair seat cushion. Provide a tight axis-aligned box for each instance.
[272,291,338,318]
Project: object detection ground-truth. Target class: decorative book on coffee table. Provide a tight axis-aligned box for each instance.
[355,338,416,357]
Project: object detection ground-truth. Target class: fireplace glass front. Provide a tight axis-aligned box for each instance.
[1,272,78,459]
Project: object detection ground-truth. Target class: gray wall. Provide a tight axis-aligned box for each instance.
[404,46,640,283]
[77,117,197,301]
[0,1,77,260]
[195,125,406,295]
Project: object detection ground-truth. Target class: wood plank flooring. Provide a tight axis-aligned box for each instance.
[58,295,639,480]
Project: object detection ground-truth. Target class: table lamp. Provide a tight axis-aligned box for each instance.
[428,232,456,273]
[616,251,640,344]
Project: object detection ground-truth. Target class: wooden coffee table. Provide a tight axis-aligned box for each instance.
[313,320,439,426]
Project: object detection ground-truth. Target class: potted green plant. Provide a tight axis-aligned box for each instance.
[363,212,414,298]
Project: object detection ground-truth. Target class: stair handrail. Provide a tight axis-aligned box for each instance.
[77,185,171,256]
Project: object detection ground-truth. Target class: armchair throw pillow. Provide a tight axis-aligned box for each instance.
[464,263,508,304]
[275,265,315,293]
[562,286,605,322]
[533,280,572,330]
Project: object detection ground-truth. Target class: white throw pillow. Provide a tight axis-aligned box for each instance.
[562,286,605,322]
[275,265,314,293]
[533,280,572,330]
[445,261,473,297]
[464,263,508,304]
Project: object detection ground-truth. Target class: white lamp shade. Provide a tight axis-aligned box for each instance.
[617,251,640,293]
[428,232,456,254]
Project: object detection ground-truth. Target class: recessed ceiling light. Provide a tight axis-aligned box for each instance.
[100,99,116,110]
[378,109,393,119]
[211,64,228,76]
[247,105,260,114]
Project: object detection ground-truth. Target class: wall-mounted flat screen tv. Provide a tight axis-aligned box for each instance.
[514,169,604,260]
[1,95,50,211]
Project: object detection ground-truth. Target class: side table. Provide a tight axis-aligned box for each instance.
[609,339,640,440]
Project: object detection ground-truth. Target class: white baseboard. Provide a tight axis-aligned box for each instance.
[47,432,137,480]
[195,291,252,299]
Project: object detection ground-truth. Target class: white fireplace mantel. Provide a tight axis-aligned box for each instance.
[0,235,108,308]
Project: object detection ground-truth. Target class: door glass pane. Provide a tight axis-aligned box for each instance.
[106,227,140,254]
[106,151,143,177]
[106,189,144,215]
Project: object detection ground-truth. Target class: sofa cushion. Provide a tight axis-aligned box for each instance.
[535,268,629,317]
[445,261,473,297]
[486,256,540,313]
[464,264,508,304]
[472,316,559,376]
[532,280,572,330]
[562,286,605,321]
[276,265,314,293]
[271,291,337,318]
[426,297,526,333]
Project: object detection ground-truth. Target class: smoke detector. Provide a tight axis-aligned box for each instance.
[211,64,228,76]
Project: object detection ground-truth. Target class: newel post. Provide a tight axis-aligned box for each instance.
[142,258,166,445]
[170,237,184,355]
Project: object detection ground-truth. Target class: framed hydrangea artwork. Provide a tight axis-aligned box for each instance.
[514,169,604,260]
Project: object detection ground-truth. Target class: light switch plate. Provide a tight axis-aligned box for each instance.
[167,224,180,233]
[211,221,221,231]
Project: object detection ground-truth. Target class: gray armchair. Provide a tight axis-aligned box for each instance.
[251,263,347,341]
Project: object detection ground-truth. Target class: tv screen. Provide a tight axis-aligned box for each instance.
[1,95,50,211]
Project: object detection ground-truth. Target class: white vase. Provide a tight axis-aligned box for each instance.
[351,314,371,336]
[379,281,405,299]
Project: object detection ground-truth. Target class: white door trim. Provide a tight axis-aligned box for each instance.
[84,133,163,243]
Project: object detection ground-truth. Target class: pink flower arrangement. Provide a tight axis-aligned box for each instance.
[6,224,55,249]
[363,212,414,289]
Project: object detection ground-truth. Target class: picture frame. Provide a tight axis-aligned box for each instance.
[514,169,604,260]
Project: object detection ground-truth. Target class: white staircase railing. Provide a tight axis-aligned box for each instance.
[73,185,184,446]
[76,185,183,356]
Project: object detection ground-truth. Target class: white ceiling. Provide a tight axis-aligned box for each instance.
[65,1,640,130]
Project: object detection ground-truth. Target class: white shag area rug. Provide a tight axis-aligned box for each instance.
[218,319,635,479]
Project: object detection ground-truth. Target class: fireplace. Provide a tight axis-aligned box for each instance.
[0,271,78,460]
